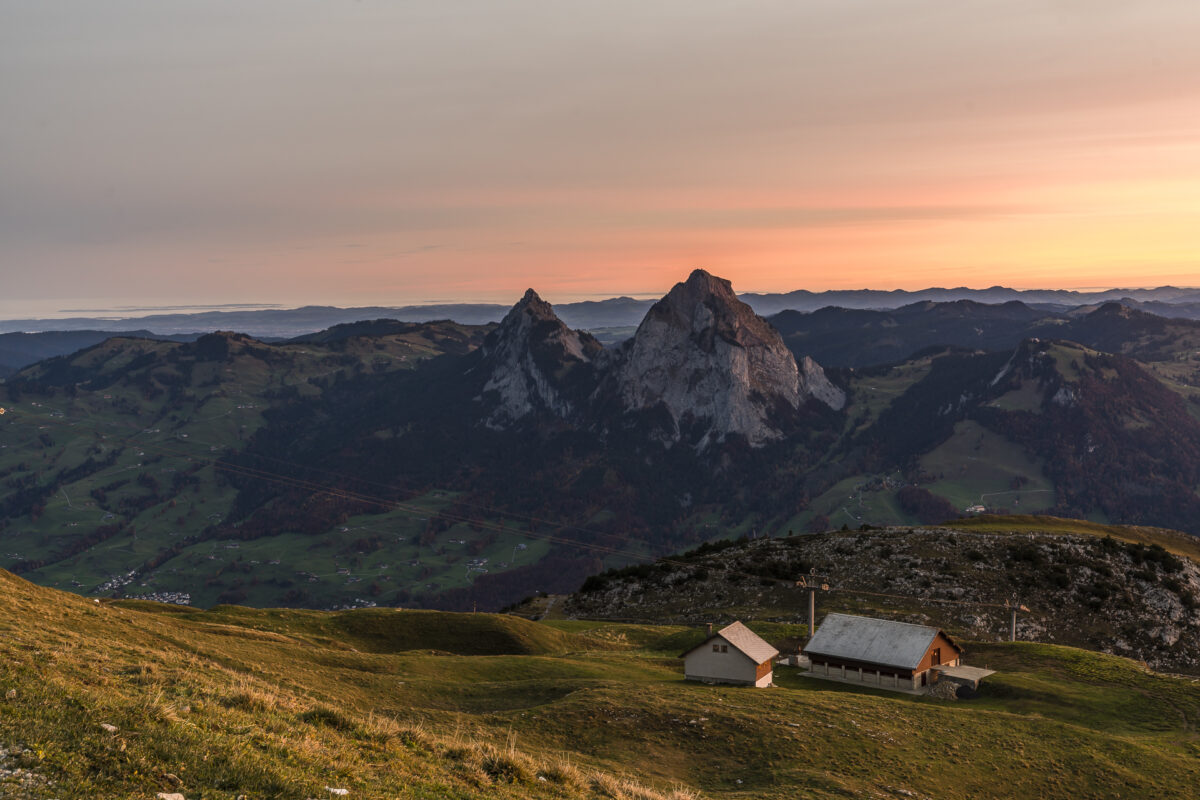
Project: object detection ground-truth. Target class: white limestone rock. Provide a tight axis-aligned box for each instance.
[613,269,838,446]
[476,289,598,428]
[799,355,846,411]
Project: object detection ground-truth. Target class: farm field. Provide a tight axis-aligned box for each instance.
[126,500,551,609]
[796,473,918,530]
[920,420,1056,514]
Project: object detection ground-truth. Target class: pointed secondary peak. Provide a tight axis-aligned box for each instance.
[477,287,599,429]
[502,287,559,323]
[487,285,596,360]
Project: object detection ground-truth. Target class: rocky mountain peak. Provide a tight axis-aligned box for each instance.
[798,355,846,411]
[646,269,774,351]
[680,268,738,301]
[485,289,582,355]
[614,270,841,447]
[511,288,558,321]
[476,290,599,429]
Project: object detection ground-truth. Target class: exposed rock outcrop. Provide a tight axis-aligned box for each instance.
[612,269,829,446]
[475,271,844,446]
[799,355,846,411]
[476,289,600,428]
[565,526,1200,673]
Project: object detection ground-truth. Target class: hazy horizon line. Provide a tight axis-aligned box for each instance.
[0,282,1195,325]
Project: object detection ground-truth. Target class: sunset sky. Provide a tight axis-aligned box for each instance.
[3,1,1200,315]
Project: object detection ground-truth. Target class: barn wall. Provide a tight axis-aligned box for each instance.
[916,632,962,673]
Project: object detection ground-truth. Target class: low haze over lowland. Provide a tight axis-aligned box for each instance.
[3,3,1200,800]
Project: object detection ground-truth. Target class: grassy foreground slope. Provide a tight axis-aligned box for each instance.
[3,568,1200,799]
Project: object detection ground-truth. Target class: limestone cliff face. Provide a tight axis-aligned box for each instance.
[477,272,844,444]
[476,289,600,428]
[613,269,834,446]
[799,355,846,411]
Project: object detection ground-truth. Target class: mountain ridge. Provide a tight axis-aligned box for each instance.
[476,289,602,428]
[6,284,1200,338]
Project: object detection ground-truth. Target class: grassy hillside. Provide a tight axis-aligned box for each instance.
[125,603,596,656]
[3,568,1200,799]
[845,339,1200,532]
[0,325,544,611]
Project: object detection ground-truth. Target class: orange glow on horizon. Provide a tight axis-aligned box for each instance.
[6,2,1200,311]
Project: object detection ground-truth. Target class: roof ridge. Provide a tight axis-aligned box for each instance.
[804,614,950,670]
[823,612,938,632]
[679,620,779,664]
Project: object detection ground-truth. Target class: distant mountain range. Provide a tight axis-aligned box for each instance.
[739,285,1200,315]
[3,271,1200,613]
[3,285,1200,339]
[771,298,1200,368]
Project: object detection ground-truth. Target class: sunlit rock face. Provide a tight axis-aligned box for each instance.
[477,289,600,428]
[614,269,824,447]
[799,355,846,412]
[478,271,845,446]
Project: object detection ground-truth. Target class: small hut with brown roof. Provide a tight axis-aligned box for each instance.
[679,621,779,687]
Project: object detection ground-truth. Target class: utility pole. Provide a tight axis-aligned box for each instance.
[796,568,830,642]
[809,583,815,640]
[1006,598,1029,641]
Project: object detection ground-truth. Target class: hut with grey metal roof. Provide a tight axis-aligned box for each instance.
[802,613,970,692]
[679,621,779,687]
